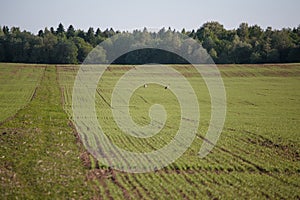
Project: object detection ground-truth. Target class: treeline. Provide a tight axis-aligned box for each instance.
[0,22,299,64]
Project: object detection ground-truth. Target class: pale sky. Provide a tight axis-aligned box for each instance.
[0,0,299,34]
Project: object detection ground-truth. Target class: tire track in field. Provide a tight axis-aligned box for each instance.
[162,168,222,198]
[92,135,132,200]
[242,129,300,161]
[71,81,147,199]
[0,66,46,126]
[226,128,300,168]
[110,171,131,200]
[92,131,178,199]
[96,89,113,108]
[197,134,300,188]
[120,174,145,199]
[126,174,152,199]
[1,65,98,198]
[139,95,149,104]
[87,169,114,200]
[67,118,115,200]
[55,66,65,107]
[59,74,115,200]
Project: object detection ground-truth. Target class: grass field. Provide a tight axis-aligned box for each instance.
[0,64,44,123]
[1,63,300,199]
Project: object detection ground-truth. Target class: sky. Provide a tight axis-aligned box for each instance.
[0,0,299,34]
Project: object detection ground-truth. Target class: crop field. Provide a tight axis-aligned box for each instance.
[0,64,44,123]
[1,63,300,199]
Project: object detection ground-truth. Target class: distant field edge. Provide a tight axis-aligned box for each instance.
[1,62,300,66]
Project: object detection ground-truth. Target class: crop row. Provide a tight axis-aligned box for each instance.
[0,64,44,122]
[57,64,300,199]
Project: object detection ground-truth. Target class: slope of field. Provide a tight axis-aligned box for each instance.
[57,63,300,199]
[0,65,95,198]
[0,63,299,199]
[0,63,44,123]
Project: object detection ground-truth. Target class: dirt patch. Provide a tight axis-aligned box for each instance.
[107,66,134,71]
[88,168,131,199]
[181,72,199,77]
[56,66,78,74]
[87,169,114,200]
[87,168,114,180]
[263,63,300,69]
[68,118,132,198]
[240,100,257,106]
[246,136,300,161]
[222,71,257,77]
[80,151,92,169]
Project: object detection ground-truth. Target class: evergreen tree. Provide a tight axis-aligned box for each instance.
[86,27,96,46]
[56,23,65,35]
[66,25,75,38]
[0,23,299,64]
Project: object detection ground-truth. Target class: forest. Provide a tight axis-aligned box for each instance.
[0,22,299,64]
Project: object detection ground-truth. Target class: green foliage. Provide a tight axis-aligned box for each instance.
[56,23,65,35]
[66,25,75,38]
[287,47,300,62]
[84,45,106,63]
[55,39,78,64]
[1,22,300,64]
[86,27,96,46]
[72,36,93,63]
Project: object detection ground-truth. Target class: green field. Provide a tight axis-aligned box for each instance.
[0,64,44,123]
[1,63,300,199]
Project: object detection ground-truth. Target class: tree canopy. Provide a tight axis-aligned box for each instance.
[0,22,299,64]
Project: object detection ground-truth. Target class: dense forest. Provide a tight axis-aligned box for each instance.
[0,22,299,64]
